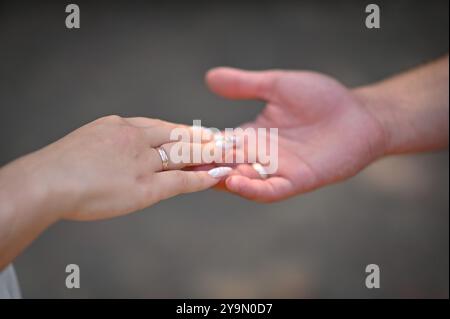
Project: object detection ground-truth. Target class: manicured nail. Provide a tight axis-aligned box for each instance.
[252,163,268,179]
[208,167,232,178]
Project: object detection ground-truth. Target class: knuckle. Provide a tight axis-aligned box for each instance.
[148,118,166,128]
[145,119,162,127]
[101,114,124,123]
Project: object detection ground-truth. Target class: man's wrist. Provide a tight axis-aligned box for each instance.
[354,57,449,156]
[353,84,399,156]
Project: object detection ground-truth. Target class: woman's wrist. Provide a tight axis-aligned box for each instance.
[0,151,66,226]
[0,153,65,269]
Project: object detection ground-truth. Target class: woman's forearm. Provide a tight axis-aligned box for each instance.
[0,116,225,269]
[0,151,61,270]
[354,55,449,155]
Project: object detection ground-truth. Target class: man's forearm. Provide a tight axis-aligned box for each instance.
[354,55,449,155]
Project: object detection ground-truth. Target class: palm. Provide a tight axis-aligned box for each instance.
[207,68,385,201]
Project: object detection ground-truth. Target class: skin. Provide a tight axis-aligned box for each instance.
[0,56,448,270]
[0,116,226,269]
[206,56,449,201]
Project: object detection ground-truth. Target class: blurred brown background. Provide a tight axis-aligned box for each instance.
[0,0,448,298]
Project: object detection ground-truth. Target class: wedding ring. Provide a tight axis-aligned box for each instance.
[156,146,170,171]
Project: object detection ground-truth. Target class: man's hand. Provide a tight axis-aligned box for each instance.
[207,56,449,202]
[206,67,388,202]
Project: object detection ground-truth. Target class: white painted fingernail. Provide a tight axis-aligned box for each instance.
[208,167,232,178]
[252,163,268,179]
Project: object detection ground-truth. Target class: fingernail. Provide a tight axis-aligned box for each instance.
[208,167,232,178]
[252,163,268,179]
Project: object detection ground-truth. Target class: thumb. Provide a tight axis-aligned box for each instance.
[205,67,281,101]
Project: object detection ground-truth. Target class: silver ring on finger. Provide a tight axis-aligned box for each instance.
[156,146,170,171]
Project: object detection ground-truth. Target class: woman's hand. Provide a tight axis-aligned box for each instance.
[29,115,231,220]
[0,115,230,268]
